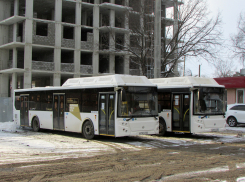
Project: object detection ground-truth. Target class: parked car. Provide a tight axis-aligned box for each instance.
[226,104,245,127]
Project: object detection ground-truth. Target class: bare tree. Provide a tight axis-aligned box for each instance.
[162,0,223,77]
[231,13,245,67]
[213,60,235,78]
[101,0,222,77]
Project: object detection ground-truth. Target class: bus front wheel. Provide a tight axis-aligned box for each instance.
[158,119,166,136]
[82,120,95,140]
[32,117,40,132]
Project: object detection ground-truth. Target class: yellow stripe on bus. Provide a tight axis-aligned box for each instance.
[100,134,115,136]
[172,130,191,133]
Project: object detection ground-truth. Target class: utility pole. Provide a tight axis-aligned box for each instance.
[199,64,201,77]
[183,56,185,76]
[154,0,161,78]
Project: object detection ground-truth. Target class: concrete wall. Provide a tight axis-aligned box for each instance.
[227,89,236,105]
[0,97,13,122]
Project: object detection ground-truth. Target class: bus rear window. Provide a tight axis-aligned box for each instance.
[15,96,20,110]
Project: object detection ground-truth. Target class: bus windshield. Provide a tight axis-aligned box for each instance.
[194,87,225,115]
[118,86,158,117]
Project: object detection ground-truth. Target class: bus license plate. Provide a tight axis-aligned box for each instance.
[139,132,148,135]
[211,129,219,132]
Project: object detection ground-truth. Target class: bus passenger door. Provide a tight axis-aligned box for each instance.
[53,94,65,130]
[99,93,115,136]
[20,95,29,126]
[172,94,190,132]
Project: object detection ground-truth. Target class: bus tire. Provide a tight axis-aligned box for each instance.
[158,118,166,136]
[227,116,237,127]
[82,120,95,140]
[32,117,40,132]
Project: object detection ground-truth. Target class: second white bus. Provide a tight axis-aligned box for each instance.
[150,76,226,135]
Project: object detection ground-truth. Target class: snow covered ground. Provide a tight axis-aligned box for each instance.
[0,121,245,165]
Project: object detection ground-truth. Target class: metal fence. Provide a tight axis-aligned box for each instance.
[0,97,13,122]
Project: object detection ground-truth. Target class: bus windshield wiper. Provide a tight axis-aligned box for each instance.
[126,116,133,121]
[201,115,207,119]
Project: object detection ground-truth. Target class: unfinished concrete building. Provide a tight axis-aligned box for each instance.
[0,0,183,97]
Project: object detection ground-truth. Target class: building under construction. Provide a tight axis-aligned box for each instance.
[0,0,183,97]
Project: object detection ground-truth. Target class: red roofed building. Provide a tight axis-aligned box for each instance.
[214,76,245,104]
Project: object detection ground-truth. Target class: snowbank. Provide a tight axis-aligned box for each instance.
[0,121,18,132]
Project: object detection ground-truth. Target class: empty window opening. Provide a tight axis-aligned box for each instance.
[63,26,74,39]
[115,33,124,50]
[32,49,54,62]
[129,13,140,30]
[81,53,92,65]
[130,57,140,69]
[101,0,109,3]
[18,0,26,16]
[99,32,109,50]
[115,0,125,5]
[129,0,141,12]
[99,55,109,73]
[18,23,23,42]
[62,1,75,24]
[32,76,51,87]
[101,13,109,26]
[115,56,124,74]
[82,0,94,4]
[36,22,48,36]
[61,50,74,63]
[33,0,55,20]
[115,14,125,28]
[81,8,93,26]
[17,50,24,68]
[81,29,93,41]
[10,1,14,17]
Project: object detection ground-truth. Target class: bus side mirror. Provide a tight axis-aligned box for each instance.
[121,88,126,102]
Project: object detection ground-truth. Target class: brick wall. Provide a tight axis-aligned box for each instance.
[32,61,54,71]
[33,21,55,46]
[80,65,93,74]
[61,63,74,72]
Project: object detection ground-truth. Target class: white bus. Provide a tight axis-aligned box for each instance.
[150,76,226,135]
[13,75,159,139]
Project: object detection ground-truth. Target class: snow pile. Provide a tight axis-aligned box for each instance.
[0,121,18,132]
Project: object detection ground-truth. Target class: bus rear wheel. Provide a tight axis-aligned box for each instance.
[32,117,40,132]
[82,120,94,140]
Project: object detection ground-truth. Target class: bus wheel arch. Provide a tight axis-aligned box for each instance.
[82,119,95,140]
[158,117,167,136]
[32,116,40,132]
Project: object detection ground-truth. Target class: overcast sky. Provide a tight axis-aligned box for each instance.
[185,0,245,77]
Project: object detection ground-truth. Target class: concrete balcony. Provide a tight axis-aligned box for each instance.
[61,63,74,72]
[80,65,93,74]
[32,61,54,71]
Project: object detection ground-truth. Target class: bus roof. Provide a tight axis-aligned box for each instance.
[62,74,155,87]
[149,76,224,89]
[15,75,156,92]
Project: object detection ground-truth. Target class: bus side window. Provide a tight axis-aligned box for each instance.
[158,93,171,112]
[45,93,53,111]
